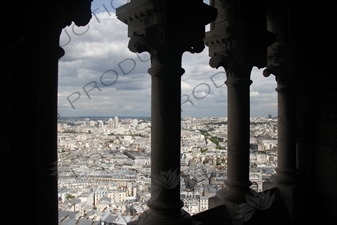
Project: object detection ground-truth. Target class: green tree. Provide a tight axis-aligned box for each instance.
[65,193,75,200]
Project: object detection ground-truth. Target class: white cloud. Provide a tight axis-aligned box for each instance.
[58,7,277,117]
[250,91,259,97]
[122,105,133,110]
[181,81,192,92]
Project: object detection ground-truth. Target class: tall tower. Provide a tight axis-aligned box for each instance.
[108,118,114,129]
[114,116,118,129]
[98,120,104,129]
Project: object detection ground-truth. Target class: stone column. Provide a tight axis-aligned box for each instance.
[223,64,253,204]
[38,27,63,225]
[263,1,299,221]
[263,42,299,222]
[4,2,92,224]
[263,1,298,187]
[117,1,216,224]
[204,0,276,222]
[148,58,184,215]
[131,38,192,225]
[264,44,298,185]
[206,26,254,211]
[1,0,91,225]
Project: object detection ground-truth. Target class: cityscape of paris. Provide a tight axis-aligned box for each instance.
[3,0,334,224]
[57,115,278,224]
[57,1,279,224]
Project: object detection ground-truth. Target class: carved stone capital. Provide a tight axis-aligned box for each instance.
[118,0,216,66]
[57,0,93,29]
[128,36,153,54]
[209,49,244,70]
[128,26,205,56]
[40,1,93,59]
[206,22,276,77]
[263,42,296,89]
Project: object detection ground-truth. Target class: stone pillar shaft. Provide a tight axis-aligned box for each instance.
[275,85,297,178]
[134,60,193,225]
[205,3,276,223]
[116,1,216,224]
[224,73,253,202]
[147,62,184,213]
[263,57,299,221]
[263,10,298,214]
[127,43,196,225]
[263,42,298,186]
[265,0,298,181]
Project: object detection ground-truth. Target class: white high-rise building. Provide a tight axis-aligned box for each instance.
[98,120,104,129]
[89,120,96,127]
[132,119,138,128]
[108,118,114,129]
[114,116,119,129]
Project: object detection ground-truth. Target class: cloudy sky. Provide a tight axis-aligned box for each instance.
[58,0,277,118]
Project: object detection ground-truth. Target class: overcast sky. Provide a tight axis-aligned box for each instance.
[58,0,277,118]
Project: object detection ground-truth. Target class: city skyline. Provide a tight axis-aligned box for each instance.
[56,115,278,222]
[58,0,277,118]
